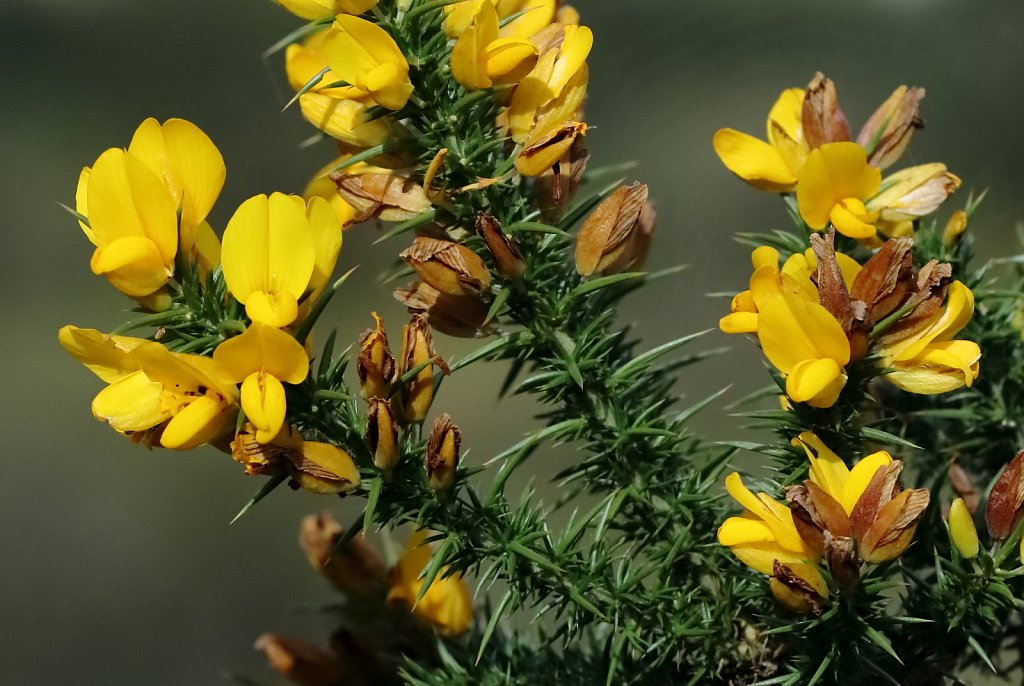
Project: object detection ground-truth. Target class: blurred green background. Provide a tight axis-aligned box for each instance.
[3,0,1023,683]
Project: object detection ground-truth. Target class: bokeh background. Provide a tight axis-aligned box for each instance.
[3,0,1024,683]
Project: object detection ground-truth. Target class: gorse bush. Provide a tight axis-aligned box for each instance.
[58,1,1024,683]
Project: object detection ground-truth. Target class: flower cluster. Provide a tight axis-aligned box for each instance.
[719,433,929,613]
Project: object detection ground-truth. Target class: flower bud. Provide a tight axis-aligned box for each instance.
[476,213,526,281]
[949,462,980,513]
[768,561,828,615]
[357,313,396,401]
[942,209,969,247]
[856,85,925,170]
[299,512,387,598]
[575,182,651,276]
[398,314,444,424]
[331,171,432,224]
[948,497,980,559]
[365,398,399,474]
[985,450,1024,540]
[425,414,460,492]
[287,441,362,495]
[399,237,493,298]
[254,633,342,686]
[394,281,494,338]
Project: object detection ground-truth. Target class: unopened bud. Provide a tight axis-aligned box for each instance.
[398,314,444,424]
[400,237,492,298]
[801,71,851,149]
[476,213,525,281]
[286,441,361,495]
[425,413,460,492]
[948,497,980,559]
[538,140,589,219]
[394,281,494,338]
[942,210,968,247]
[254,633,342,686]
[365,398,399,474]
[357,312,396,401]
[299,512,387,597]
[985,450,1024,540]
[575,182,652,276]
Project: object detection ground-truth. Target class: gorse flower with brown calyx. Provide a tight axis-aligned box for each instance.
[713,72,960,240]
[719,228,980,408]
[719,432,929,613]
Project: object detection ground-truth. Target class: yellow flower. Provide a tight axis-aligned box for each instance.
[386,530,472,637]
[77,146,178,299]
[59,326,237,450]
[508,23,592,144]
[272,0,377,21]
[298,93,400,150]
[445,0,555,39]
[879,281,981,394]
[717,473,818,575]
[796,142,882,239]
[285,29,367,101]
[320,16,413,111]
[949,497,980,559]
[213,323,310,444]
[712,88,808,192]
[866,163,962,226]
[451,1,537,90]
[220,193,319,328]
[793,432,893,515]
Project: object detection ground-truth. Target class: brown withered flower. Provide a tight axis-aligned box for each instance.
[575,182,654,276]
[398,314,447,424]
[356,312,396,401]
[254,633,343,686]
[985,450,1024,540]
[365,398,399,475]
[856,85,925,169]
[394,281,495,338]
[299,512,387,598]
[399,236,493,298]
[802,72,852,149]
[949,461,981,514]
[476,212,526,282]
[232,425,361,495]
[425,414,461,492]
[331,171,432,225]
[515,121,588,178]
[538,139,589,219]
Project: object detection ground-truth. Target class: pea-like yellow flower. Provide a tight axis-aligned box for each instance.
[949,497,980,559]
[386,530,472,637]
[508,23,592,144]
[213,323,310,444]
[451,1,538,90]
[445,0,555,39]
[286,29,368,101]
[796,142,883,239]
[878,280,981,394]
[77,146,178,299]
[221,193,323,328]
[717,472,828,613]
[59,326,237,450]
[320,16,413,111]
[712,88,808,192]
[272,0,377,21]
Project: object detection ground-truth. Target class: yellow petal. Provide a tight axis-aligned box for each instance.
[76,166,96,243]
[303,159,359,227]
[724,473,805,553]
[180,220,221,273]
[90,236,171,298]
[548,24,592,97]
[794,432,850,504]
[719,311,758,334]
[757,290,850,374]
[787,358,847,408]
[497,0,555,39]
[298,93,395,148]
[868,163,961,221]
[322,16,412,110]
[730,543,811,577]
[161,395,230,450]
[949,497,980,559]
[292,442,361,494]
[128,118,226,228]
[87,148,178,265]
[58,325,147,384]
[222,193,316,326]
[92,370,168,432]
[843,451,892,515]
[214,322,310,383]
[887,340,981,394]
[796,142,881,229]
[305,196,343,295]
[766,87,804,146]
[718,516,776,547]
[272,0,334,20]
[889,281,975,362]
[451,2,496,90]
[713,129,797,192]
[751,246,780,271]
[829,198,877,239]
[242,372,288,444]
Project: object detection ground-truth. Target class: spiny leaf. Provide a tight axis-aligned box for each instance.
[229,474,287,525]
